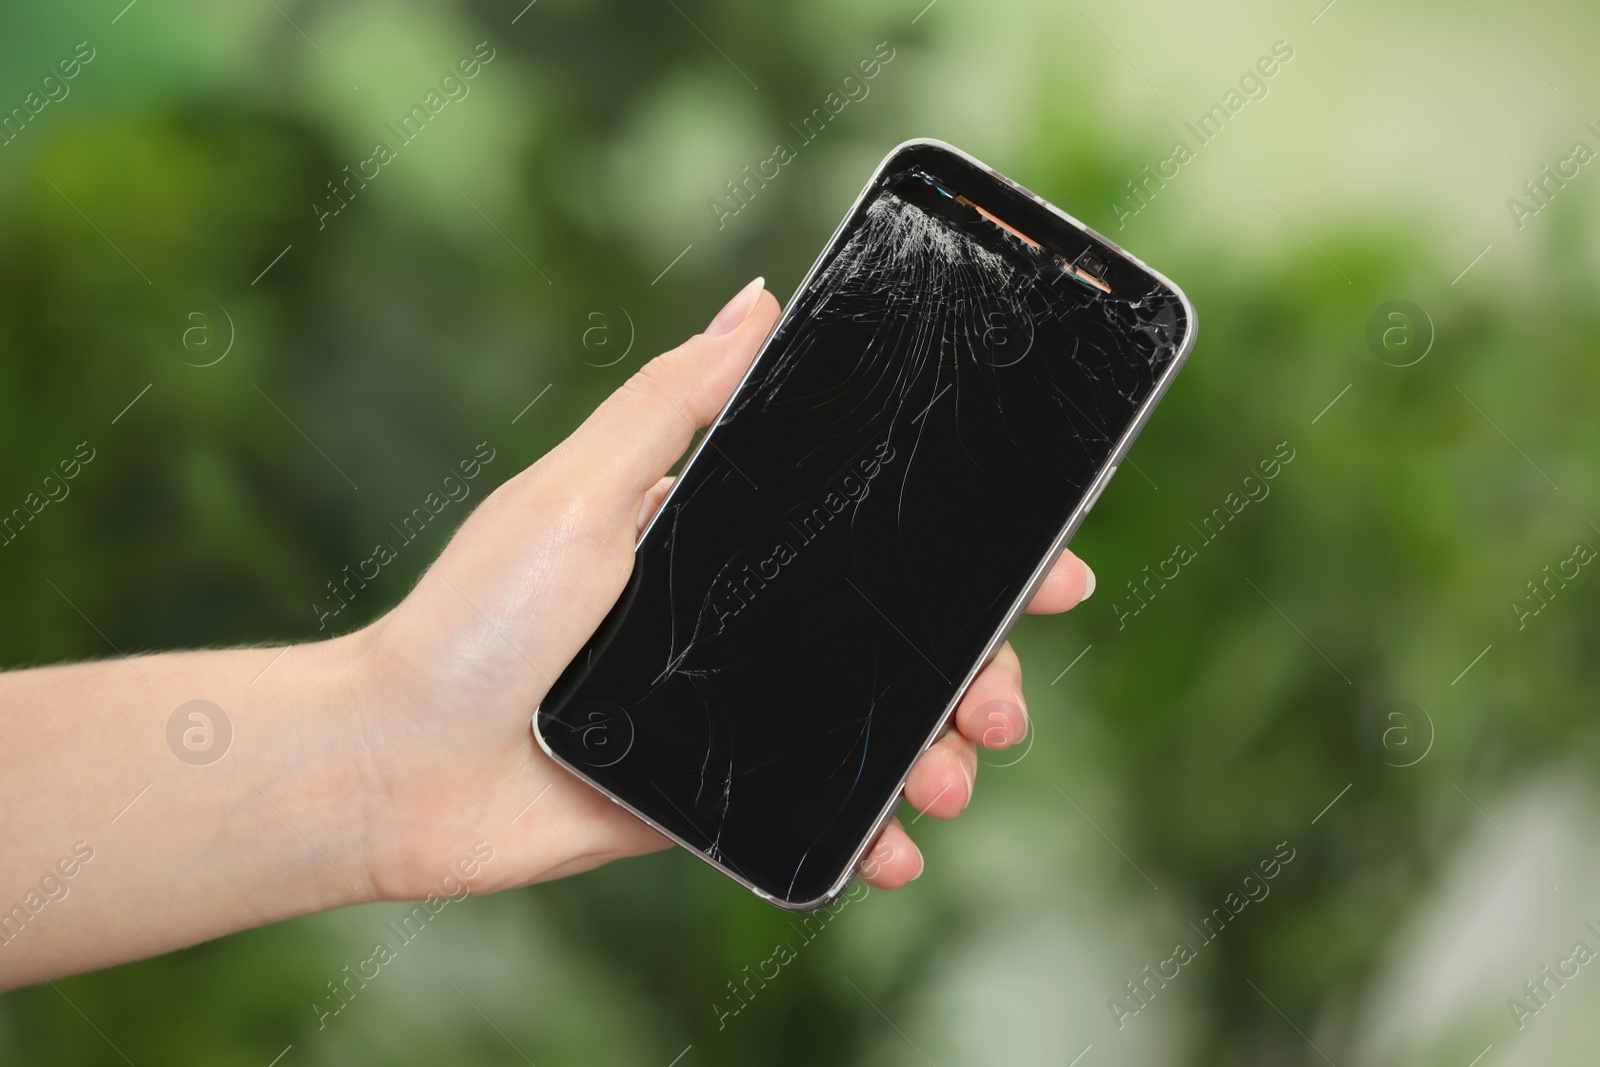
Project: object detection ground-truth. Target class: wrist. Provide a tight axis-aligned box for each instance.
[308,617,520,905]
[243,632,385,911]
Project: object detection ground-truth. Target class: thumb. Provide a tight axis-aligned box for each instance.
[555,277,779,510]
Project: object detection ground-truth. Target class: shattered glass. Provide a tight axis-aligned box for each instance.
[538,146,1189,909]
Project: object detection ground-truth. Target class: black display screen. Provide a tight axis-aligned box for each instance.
[536,142,1191,908]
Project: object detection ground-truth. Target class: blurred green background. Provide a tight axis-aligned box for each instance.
[3,0,1599,1063]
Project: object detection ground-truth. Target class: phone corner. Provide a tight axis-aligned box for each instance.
[765,879,851,914]
[529,705,558,761]
[879,136,965,172]
[886,134,953,156]
[1126,258,1199,372]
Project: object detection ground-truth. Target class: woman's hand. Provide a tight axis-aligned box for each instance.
[345,277,1098,900]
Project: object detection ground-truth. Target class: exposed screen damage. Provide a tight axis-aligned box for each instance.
[537,153,1188,908]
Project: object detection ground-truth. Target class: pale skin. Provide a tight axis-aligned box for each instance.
[0,277,1095,991]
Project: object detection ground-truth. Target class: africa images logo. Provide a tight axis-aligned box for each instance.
[312,42,497,230]
[705,440,896,633]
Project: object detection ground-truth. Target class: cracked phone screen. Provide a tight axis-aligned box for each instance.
[537,144,1188,909]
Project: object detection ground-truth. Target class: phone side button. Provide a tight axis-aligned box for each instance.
[1081,465,1117,513]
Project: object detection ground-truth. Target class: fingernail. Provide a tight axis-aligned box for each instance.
[958,752,976,809]
[1081,563,1097,601]
[1012,691,1029,740]
[706,276,765,336]
[910,848,925,881]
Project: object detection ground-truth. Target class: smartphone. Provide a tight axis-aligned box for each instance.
[533,138,1195,911]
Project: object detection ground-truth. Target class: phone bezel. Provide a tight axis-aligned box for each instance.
[532,136,1198,911]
